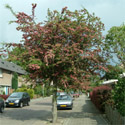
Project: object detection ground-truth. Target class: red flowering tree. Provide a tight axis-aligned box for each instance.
[4,4,108,123]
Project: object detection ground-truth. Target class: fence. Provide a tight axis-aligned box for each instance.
[105,105,125,125]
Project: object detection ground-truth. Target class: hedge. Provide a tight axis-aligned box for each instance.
[0,95,9,100]
[90,85,112,113]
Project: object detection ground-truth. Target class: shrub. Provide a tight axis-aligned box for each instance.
[0,95,9,100]
[27,89,34,99]
[112,77,125,116]
[2,91,5,95]
[90,85,112,113]
[34,84,42,96]
[16,87,34,99]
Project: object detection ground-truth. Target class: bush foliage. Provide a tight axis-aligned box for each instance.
[112,77,125,116]
[16,86,34,99]
[33,84,53,97]
[90,85,112,113]
[34,84,42,96]
[0,95,9,100]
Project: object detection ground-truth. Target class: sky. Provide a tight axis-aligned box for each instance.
[0,0,125,44]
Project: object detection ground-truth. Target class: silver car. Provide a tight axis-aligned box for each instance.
[57,95,73,110]
[57,92,67,97]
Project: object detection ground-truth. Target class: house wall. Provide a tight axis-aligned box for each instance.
[0,86,5,94]
[0,86,11,95]
[0,69,12,86]
[0,68,32,95]
[0,69,12,95]
[18,76,32,87]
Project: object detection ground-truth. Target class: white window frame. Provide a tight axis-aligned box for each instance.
[0,69,3,77]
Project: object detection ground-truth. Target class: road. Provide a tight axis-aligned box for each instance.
[0,95,109,125]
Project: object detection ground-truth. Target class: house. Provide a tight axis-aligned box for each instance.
[102,72,125,88]
[102,79,118,88]
[0,59,26,95]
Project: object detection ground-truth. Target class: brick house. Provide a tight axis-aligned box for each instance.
[0,59,26,95]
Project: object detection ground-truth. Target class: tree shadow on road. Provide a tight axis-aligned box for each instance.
[34,102,52,106]
[1,108,52,122]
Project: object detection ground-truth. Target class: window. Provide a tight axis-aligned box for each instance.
[0,69,3,77]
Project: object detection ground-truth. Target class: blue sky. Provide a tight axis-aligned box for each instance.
[0,0,125,44]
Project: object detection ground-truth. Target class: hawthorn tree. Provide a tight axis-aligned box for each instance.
[4,4,108,123]
[7,47,27,68]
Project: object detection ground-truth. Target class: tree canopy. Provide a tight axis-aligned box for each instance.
[104,65,124,80]
[5,4,108,90]
[104,24,125,67]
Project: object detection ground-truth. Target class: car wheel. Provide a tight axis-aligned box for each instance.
[0,106,4,113]
[20,102,23,108]
[57,107,60,110]
[27,101,30,106]
[5,104,8,107]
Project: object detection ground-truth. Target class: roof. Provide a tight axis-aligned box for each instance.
[102,79,118,85]
[0,59,26,75]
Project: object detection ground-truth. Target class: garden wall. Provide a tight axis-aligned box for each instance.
[105,105,125,125]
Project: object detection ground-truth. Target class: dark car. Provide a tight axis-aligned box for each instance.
[5,92,30,108]
[57,95,73,110]
[0,97,4,113]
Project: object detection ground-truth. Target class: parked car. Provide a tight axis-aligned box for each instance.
[57,95,73,110]
[0,97,4,113]
[73,93,79,98]
[5,92,30,108]
[59,92,67,96]
[57,92,67,97]
[70,91,79,98]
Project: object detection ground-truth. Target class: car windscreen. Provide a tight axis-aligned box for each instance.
[70,91,74,94]
[59,92,67,95]
[57,95,71,100]
[9,93,22,98]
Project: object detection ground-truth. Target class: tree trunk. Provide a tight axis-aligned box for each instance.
[52,82,57,123]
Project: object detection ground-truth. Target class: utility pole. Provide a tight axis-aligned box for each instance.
[43,84,44,98]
